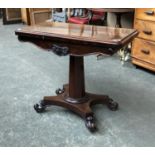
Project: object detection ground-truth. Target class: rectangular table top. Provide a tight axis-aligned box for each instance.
[15,22,138,56]
[16,21,137,46]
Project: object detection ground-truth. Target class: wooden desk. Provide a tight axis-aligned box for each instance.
[15,22,138,132]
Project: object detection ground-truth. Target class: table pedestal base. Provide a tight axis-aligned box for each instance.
[34,56,118,132]
[34,84,118,132]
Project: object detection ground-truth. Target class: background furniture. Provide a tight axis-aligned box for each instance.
[15,22,138,132]
[21,8,52,25]
[88,8,134,63]
[2,8,21,25]
[68,8,105,25]
[29,8,51,25]
[52,8,67,22]
[132,8,155,72]
[88,8,134,27]
[21,8,31,25]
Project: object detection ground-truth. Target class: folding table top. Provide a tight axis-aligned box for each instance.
[15,22,138,56]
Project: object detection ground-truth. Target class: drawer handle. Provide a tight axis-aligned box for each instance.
[143,30,152,35]
[144,10,154,15]
[141,49,150,55]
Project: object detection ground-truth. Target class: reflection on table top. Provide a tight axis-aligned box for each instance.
[16,21,137,47]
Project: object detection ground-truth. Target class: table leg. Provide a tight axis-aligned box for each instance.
[34,56,119,132]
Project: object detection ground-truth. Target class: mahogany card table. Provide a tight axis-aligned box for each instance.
[15,22,138,132]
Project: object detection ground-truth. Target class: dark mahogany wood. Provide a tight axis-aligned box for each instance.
[15,22,138,54]
[15,22,138,132]
[68,56,85,100]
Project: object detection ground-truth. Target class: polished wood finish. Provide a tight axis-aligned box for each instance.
[134,20,155,41]
[15,22,138,132]
[136,8,155,22]
[132,38,155,70]
[15,22,138,54]
[69,56,85,99]
[44,84,110,118]
[132,8,155,71]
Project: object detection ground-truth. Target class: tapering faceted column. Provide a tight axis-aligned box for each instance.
[69,56,85,99]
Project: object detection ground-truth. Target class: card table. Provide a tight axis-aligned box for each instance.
[15,22,138,132]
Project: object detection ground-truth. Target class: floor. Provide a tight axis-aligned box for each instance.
[0,19,155,147]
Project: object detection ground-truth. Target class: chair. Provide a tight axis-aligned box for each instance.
[68,8,106,25]
[52,8,67,23]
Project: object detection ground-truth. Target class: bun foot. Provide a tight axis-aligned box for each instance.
[107,100,119,111]
[85,116,97,132]
[55,88,64,95]
[34,100,46,113]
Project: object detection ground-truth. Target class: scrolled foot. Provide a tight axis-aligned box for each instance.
[107,99,119,111]
[55,88,64,95]
[85,115,96,132]
[34,100,46,113]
